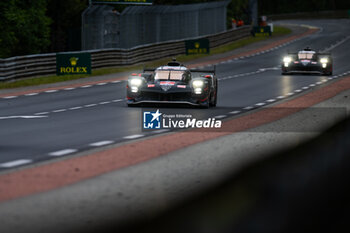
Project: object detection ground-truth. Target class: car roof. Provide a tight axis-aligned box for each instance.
[156,66,188,71]
[298,50,316,54]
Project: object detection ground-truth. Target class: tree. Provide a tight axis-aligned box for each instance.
[0,0,51,58]
[47,0,88,52]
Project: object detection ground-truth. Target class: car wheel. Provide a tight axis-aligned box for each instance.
[209,89,217,107]
[199,99,210,109]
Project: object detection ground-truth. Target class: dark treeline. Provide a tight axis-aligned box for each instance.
[259,0,350,15]
[0,0,87,58]
[0,0,349,58]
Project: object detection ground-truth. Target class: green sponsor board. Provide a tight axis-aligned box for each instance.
[252,26,272,36]
[185,39,210,55]
[56,53,91,76]
[91,0,152,4]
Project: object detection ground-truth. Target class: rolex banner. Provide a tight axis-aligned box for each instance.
[56,52,91,76]
[185,38,210,55]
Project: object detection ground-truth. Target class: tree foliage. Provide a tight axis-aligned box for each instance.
[259,0,350,15]
[0,0,51,58]
[47,0,88,52]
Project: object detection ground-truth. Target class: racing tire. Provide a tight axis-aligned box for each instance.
[199,99,210,109]
[209,89,217,107]
[127,102,137,107]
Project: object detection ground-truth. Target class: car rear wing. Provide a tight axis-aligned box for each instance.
[285,51,332,56]
[143,68,156,72]
[143,66,216,75]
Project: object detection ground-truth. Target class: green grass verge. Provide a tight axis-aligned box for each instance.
[0,26,291,90]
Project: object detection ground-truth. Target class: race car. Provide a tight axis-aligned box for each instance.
[126,59,217,108]
[281,47,333,75]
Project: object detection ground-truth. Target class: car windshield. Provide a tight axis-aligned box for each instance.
[298,52,314,59]
[155,70,184,81]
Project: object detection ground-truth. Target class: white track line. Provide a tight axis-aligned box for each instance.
[123,135,144,140]
[229,110,241,114]
[25,93,38,96]
[52,109,67,113]
[152,129,170,134]
[34,112,49,115]
[69,106,83,110]
[255,103,266,106]
[3,96,17,99]
[49,149,77,157]
[0,159,32,168]
[214,115,226,119]
[84,104,97,108]
[99,101,111,105]
[89,141,114,147]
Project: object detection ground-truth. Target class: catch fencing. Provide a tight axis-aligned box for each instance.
[82,1,230,50]
[0,26,251,81]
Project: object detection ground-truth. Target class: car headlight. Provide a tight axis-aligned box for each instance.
[320,58,328,64]
[194,88,202,94]
[192,80,204,88]
[283,56,292,63]
[130,78,143,86]
[131,86,139,93]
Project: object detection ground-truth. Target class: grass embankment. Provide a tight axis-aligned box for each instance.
[0,26,291,90]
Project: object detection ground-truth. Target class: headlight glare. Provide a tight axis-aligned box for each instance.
[194,88,202,94]
[192,80,204,88]
[283,56,292,63]
[130,78,143,86]
[320,58,328,64]
[131,86,139,93]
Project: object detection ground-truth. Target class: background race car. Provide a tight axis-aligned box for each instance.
[282,47,333,75]
[126,59,218,108]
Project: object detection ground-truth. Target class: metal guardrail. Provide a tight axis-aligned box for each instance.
[0,26,250,81]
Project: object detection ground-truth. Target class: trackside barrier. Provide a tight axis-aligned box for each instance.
[0,26,250,81]
[118,116,350,233]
